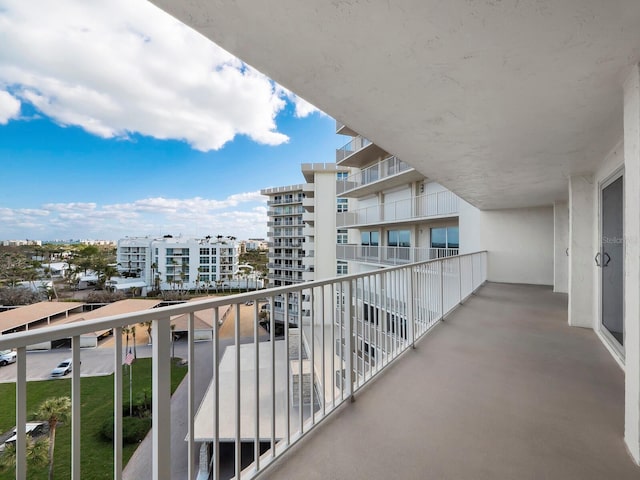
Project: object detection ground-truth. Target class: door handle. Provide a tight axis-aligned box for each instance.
[603,252,611,267]
[595,252,601,267]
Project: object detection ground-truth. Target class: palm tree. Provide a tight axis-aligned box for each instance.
[131,325,138,358]
[34,396,71,480]
[122,326,131,353]
[0,437,49,472]
[142,321,152,345]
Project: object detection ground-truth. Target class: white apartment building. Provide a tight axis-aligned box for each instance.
[262,163,348,327]
[117,235,239,291]
[334,124,480,277]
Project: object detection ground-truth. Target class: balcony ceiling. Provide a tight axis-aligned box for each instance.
[152,1,640,209]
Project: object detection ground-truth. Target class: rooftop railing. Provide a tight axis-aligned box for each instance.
[0,252,486,480]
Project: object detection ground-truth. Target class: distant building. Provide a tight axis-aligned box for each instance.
[116,235,240,291]
[1,239,42,246]
[245,238,268,251]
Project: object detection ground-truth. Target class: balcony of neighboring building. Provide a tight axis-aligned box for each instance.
[302,197,314,211]
[337,190,460,228]
[336,135,388,168]
[334,120,357,137]
[336,244,458,266]
[337,156,424,197]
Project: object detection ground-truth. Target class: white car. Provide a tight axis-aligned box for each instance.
[50,358,73,377]
[0,350,16,367]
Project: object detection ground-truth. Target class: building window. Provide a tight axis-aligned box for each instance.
[337,198,348,213]
[361,231,379,246]
[431,226,459,249]
[200,248,210,255]
[337,229,348,244]
[337,261,348,275]
[387,230,410,247]
[200,256,209,264]
[336,171,348,180]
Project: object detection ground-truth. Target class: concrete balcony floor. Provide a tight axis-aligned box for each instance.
[262,283,640,480]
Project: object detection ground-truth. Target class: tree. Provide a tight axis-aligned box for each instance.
[122,326,131,353]
[34,396,71,480]
[131,325,138,358]
[0,437,49,472]
[142,321,152,344]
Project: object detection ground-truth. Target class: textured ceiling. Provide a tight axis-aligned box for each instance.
[152,0,640,209]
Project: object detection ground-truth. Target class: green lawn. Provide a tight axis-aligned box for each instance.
[0,358,187,480]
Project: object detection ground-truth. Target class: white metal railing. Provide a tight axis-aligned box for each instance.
[336,190,459,227]
[336,245,459,265]
[335,135,372,162]
[336,156,412,194]
[0,252,486,480]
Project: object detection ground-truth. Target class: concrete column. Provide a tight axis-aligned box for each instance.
[568,176,594,328]
[553,201,569,294]
[623,63,640,464]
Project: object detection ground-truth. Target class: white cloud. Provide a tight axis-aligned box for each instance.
[0,0,300,151]
[0,90,20,124]
[275,85,322,118]
[0,191,269,240]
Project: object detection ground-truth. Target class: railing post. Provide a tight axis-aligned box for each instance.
[71,335,81,480]
[152,316,171,480]
[344,279,354,402]
[114,328,123,480]
[440,260,445,321]
[471,254,475,293]
[458,255,463,304]
[407,266,416,349]
[15,346,26,480]
[188,312,195,480]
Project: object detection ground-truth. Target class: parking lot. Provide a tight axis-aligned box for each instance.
[0,302,267,383]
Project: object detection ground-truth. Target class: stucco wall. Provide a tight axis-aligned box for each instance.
[479,207,554,285]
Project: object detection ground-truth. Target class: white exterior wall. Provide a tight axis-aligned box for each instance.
[458,199,482,254]
[424,181,448,195]
[313,171,340,281]
[477,207,554,285]
[553,202,569,294]
[623,65,640,463]
[383,185,412,220]
[568,176,595,328]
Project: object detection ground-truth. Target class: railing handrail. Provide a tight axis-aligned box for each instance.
[339,189,459,219]
[337,155,410,190]
[0,252,485,351]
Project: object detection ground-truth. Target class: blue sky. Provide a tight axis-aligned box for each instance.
[0,0,344,241]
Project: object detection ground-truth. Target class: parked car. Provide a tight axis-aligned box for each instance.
[50,358,73,377]
[0,350,16,367]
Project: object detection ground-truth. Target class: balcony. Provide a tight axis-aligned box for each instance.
[336,245,459,265]
[266,197,303,206]
[259,282,640,480]
[4,251,637,480]
[336,156,424,197]
[336,190,460,228]
[334,120,357,136]
[0,253,486,480]
[335,135,388,168]
[302,197,314,211]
